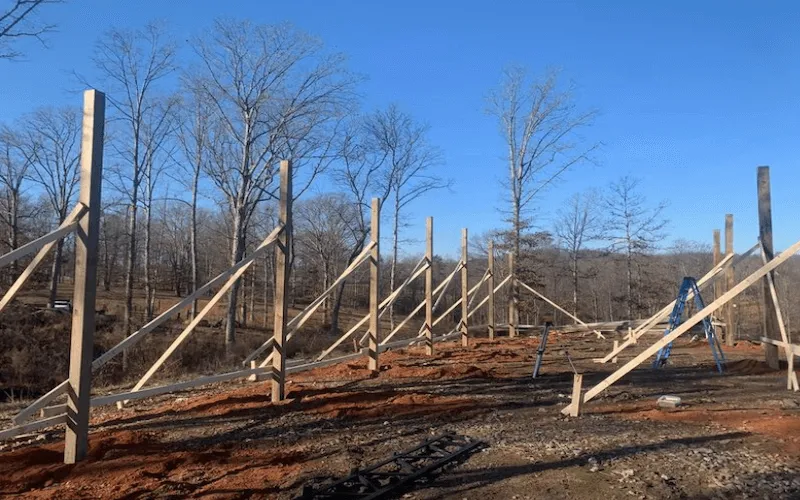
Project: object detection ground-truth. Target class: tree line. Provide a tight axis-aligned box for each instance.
[3,14,775,355]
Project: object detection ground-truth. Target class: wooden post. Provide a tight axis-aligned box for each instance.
[424,217,434,355]
[487,241,495,340]
[508,253,517,337]
[270,160,292,402]
[460,229,469,347]
[64,90,105,464]
[758,167,780,369]
[612,340,619,364]
[569,373,584,417]
[723,214,736,346]
[713,230,722,301]
[368,198,380,372]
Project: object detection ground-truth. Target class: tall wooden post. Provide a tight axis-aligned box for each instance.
[271,160,292,402]
[508,253,517,337]
[368,198,380,371]
[64,90,105,464]
[424,217,434,355]
[723,214,736,346]
[712,230,722,300]
[487,240,495,340]
[758,167,780,369]
[460,229,469,347]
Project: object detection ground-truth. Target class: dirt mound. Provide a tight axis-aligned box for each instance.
[383,363,487,380]
[290,360,373,383]
[304,389,477,419]
[0,429,309,498]
[726,358,779,375]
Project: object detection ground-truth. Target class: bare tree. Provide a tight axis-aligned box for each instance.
[603,175,668,319]
[554,189,601,318]
[487,66,598,303]
[365,104,445,328]
[176,89,211,319]
[327,119,392,334]
[189,19,357,347]
[141,96,179,320]
[0,126,33,279]
[90,22,177,347]
[22,106,80,306]
[295,193,358,323]
[0,0,61,59]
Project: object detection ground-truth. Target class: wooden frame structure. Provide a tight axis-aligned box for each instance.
[5,106,795,470]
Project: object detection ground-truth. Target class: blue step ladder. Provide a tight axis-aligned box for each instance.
[653,277,726,373]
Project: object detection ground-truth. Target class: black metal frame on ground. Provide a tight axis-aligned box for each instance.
[298,432,485,500]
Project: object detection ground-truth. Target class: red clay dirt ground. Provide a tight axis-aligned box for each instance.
[2,330,800,499]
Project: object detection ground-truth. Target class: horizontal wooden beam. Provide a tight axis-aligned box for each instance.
[12,380,69,424]
[517,279,605,339]
[0,204,87,314]
[761,337,800,356]
[0,215,83,268]
[287,350,366,374]
[0,413,67,441]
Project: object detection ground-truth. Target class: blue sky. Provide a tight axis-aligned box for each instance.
[2,0,800,257]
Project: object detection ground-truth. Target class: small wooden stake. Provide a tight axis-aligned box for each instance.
[612,340,619,364]
[487,241,495,340]
[724,214,736,347]
[461,228,469,347]
[758,167,780,368]
[570,373,584,417]
[508,253,517,338]
[425,217,434,355]
[368,198,380,372]
[271,160,292,402]
[64,90,105,464]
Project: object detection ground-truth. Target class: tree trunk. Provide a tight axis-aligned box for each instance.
[322,259,330,324]
[626,246,633,320]
[101,215,112,292]
[225,206,245,347]
[389,193,400,330]
[571,254,578,321]
[8,191,18,282]
[240,276,247,328]
[123,195,138,372]
[144,202,153,321]
[329,236,367,336]
[248,264,256,325]
[190,162,200,319]
[48,238,65,308]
